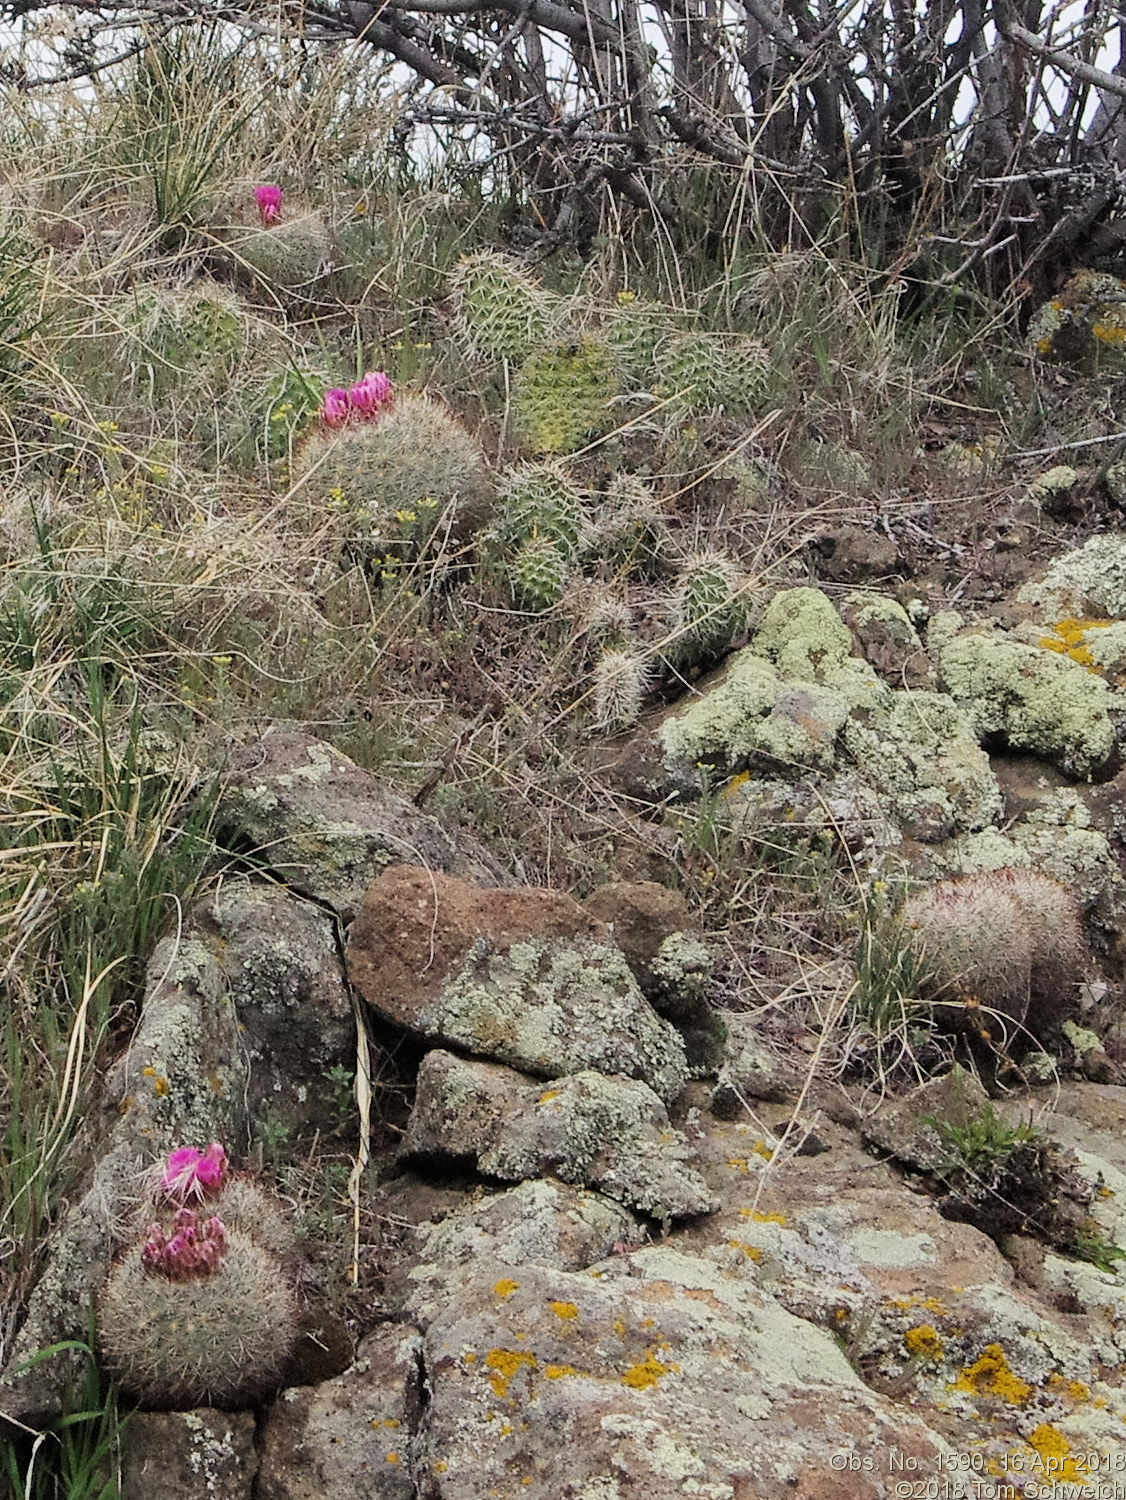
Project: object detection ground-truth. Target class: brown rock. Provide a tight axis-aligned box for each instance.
[121,1410,257,1500]
[582,881,693,996]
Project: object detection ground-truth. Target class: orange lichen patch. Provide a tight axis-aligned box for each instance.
[951,1344,1032,1405]
[727,1239,763,1262]
[752,1140,774,1160]
[684,1288,722,1309]
[744,1209,787,1226]
[545,1364,577,1379]
[434,1461,448,1474]
[485,1349,538,1397]
[612,1319,627,1339]
[1093,322,1126,346]
[727,1157,751,1174]
[621,1352,680,1391]
[494,1279,520,1301]
[1027,1424,1084,1480]
[538,1089,559,1104]
[1047,1373,1091,1403]
[904,1325,944,1363]
[385,1453,399,1465]
[548,1300,579,1321]
[370,1417,402,1429]
[463,1350,477,1364]
[722,770,753,799]
[1040,618,1116,674]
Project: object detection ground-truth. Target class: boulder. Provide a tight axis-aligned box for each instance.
[121,1410,258,1500]
[403,1050,714,1223]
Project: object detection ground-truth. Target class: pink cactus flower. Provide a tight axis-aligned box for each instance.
[321,388,351,428]
[254,184,283,226]
[348,371,393,418]
[162,1142,227,1202]
[140,1209,229,1281]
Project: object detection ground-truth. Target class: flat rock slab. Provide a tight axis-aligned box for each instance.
[411,1250,949,1499]
[257,1325,423,1500]
[349,866,687,1101]
[121,1409,258,1500]
[404,1050,714,1222]
[220,731,505,920]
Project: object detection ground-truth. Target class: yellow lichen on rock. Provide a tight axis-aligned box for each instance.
[951,1344,1032,1405]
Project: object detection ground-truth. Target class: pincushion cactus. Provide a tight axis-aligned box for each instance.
[588,473,669,579]
[510,533,571,611]
[491,462,585,560]
[226,213,332,291]
[593,647,651,731]
[902,867,1085,1035]
[98,1143,298,1409]
[294,394,492,555]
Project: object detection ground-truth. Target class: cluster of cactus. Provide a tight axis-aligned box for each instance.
[450,250,565,363]
[98,1142,298,1408]
[513,335,618,455]
[901,867,1085,1036]
[452,259,765,425]
[294,393,492,556]
[607,296,766,415]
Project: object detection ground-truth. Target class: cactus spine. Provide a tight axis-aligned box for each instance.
[510,532,571,611]
[593,647,650,731]
[513,336,617,454]
[672,552,746,663]
[451,251,564,363]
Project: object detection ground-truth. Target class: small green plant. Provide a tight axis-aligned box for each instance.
[4,1336,126,1500]
[929,1104,1038,1183]
[851,885,927,1037]
[1073,1222,1126,1273]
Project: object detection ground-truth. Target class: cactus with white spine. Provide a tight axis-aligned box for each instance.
[672,551,746,663]
[491,462,586,561]
[593,647,651,732]
[451,251,564,363]
[659,332,766,415]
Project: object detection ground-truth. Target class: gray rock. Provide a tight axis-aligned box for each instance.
[196,880,354,1138]
[861,1068,990,1172]
[411,1251,950,1499]
[220,730,505,920]
[711,1013,806,1115]
[257,1326,423,1500]
[121,1410,257,1500]
[403,1051,714,1222]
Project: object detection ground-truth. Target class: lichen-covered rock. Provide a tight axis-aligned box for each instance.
[408,1251,950,1500]
[1028,269,1126,369]
[842,689,1002,840]
[581,881,693,999]
[403,1050,714,1222]
[394,1180,644,1314]
[1024,465,1080,512]
[720,768,901,855]
[194,880,353,1138]
[1018,534,1126,621]
[840,590,935,686]
[937,629,1118,778]
[219,731,505,920]
[348,866,687,1101]
[121,1409,258,1500]
[752,585,854,679]
[710,1012,807,1114]
[257,1326,424,1500]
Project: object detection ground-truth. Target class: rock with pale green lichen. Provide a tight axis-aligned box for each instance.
[937,630,1119,778]
[752,586,853,680]
[1018,535,1126,620]
[1028,269,1126,369]
[403,1050,714,1221]
[1024,466,1079,510]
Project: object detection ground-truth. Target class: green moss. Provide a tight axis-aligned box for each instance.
[938,631,1117,778]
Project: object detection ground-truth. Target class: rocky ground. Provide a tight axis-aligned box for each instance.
[14,275,1126,1500]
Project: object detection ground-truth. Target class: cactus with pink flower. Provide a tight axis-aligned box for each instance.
[98,1143,298,1408]
[319,371,394,428]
